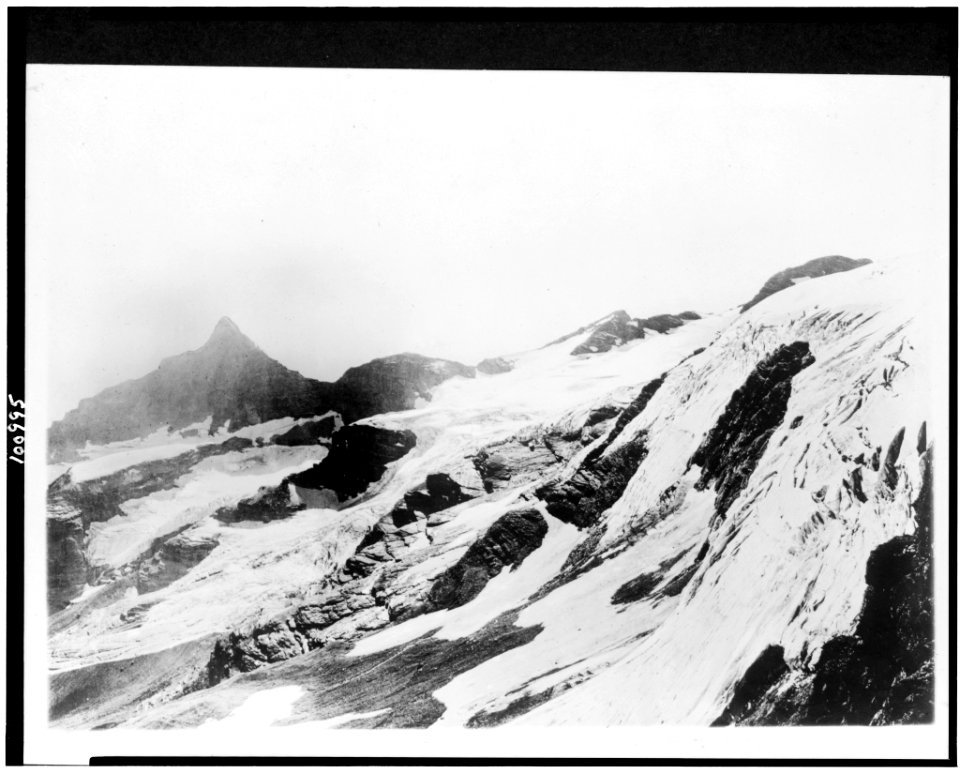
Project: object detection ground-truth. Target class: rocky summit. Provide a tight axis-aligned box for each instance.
[45,257,937,735]
[47,318,475,463]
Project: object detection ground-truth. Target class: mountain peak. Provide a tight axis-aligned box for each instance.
[205,316,255,348]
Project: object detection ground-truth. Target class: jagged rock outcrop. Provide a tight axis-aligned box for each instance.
[477,357,514,375]
[270,415,341,446]
[344,473,479,579]
[635,313,688,334]
[585,376,664,465]
[536,434,650,529]
[567,310,701,357]
[48,318,335,462]
[213,483,305,524]
[740,256,872,313]
[570,310,645,356]
[288,423,417,503]
[136,533,220,594]
[690,342,815,517]
[530,375,664,532]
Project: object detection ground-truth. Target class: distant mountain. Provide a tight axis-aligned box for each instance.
[48,318,333,461]
[740,255,872,313]
[47,318,476,462]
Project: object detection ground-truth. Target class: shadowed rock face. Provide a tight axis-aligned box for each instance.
[523,376,664,536]
[48,318,336,462]
[570,311,645,356]
[533,374,664,532]
[690,342,815,517]
[584,376,664,467]
[537,435,649,529]
[331,354,475,422]
[740,256,872,313]
[47,515,87,613]
[288,424,417,503]
[712,646,790,726]
[423,508,549,612]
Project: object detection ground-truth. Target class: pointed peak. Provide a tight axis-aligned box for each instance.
[204,316,256,349]
[214,316,241,334]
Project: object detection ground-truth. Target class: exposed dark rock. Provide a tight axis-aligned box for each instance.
[343,473,478,579]
[136,533,220,594]
[331,353,475,422]
[421,508,548,612]
[48,317,337,462]
[881,426,906,493]
[610,571,662,605]
[712,646,790,726]
[270,415,340,446]
[636,314,686,334]
[690,342,815,517]
[570,311,645,356]
[213,482,304,524]
[537,433,649,530]
[657,562,700,598]
[790,416,803,429]
[740,256,872,313]
[566,310,698,357]
[288,424,417,503]
[917,421,927,455]
[477,357,513,375]
[850,467,868,503]
[585,405,620,427]
[584,376,664,466]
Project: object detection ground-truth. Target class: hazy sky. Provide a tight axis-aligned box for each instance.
[27,66,949,421]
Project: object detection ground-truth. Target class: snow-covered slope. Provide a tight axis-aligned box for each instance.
[46,257,937,731]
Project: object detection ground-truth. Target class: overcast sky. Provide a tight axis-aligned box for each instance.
[27,66,949,421]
